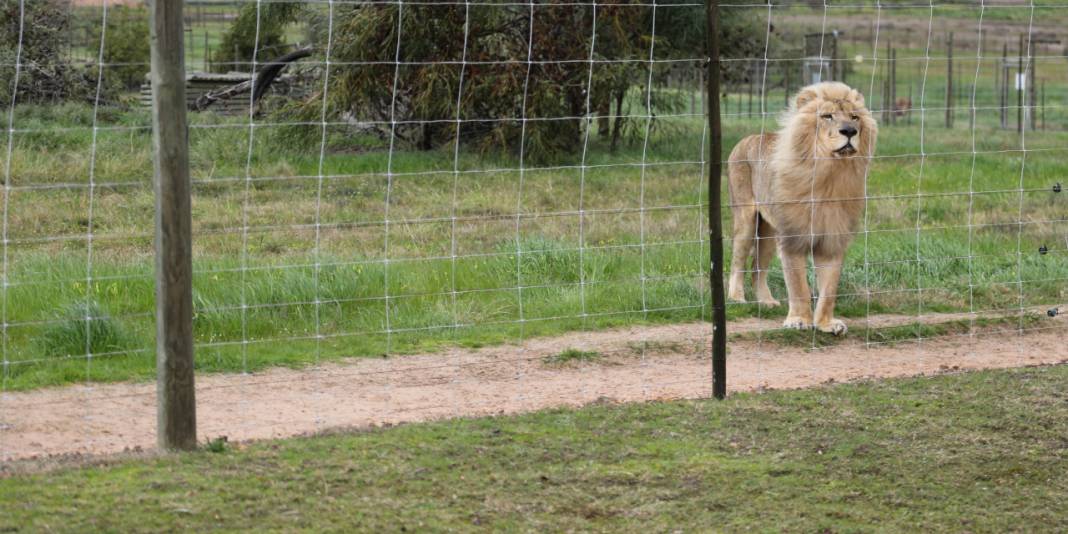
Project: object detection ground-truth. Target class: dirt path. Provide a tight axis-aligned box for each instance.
[2,310,1066,462]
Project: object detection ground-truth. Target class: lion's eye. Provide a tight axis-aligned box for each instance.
[850,115,859,121]
[820,114,833,120]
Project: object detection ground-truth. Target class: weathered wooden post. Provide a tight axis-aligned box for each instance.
[907,84,913,125]
[747,62,753,118]
[784,63,791,108]
[890,46,897,125]
[945,32,953,129]
[150,0,197,451]
[1000,43,1007,129]
[1028,38,1036,131]
[1017,34,1024,134]
[1040,79,1045,130]
[830,32,838,80]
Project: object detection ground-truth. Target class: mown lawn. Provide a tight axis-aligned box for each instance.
[3,364,1067,531]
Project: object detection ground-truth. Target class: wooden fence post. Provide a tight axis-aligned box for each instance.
[1040,79,1045,130]
[890,46,897,125]
[1028,39,1036,131]
[705,0,727,400]
[784,63,790,108]
[747,62,753,118]
[150,0,197,451]
[907,84,913,125]
[1017,34,1023,134]
[945,32,953,129]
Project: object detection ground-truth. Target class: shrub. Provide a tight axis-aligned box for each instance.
[211,2,305,72]
[102,6,150,90]
[37,301,134,359]
[0,0,92,104]
[288,2,777,159]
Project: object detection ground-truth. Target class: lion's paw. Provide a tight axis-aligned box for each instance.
[782,316,812,330]
[757,297,781,307]
[727,287,746,303]
[817,319,847,336]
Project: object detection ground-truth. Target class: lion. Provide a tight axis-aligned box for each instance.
[726,81,877,335]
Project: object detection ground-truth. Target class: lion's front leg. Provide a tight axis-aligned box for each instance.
[813,251,846,335]
[779,247,813,329]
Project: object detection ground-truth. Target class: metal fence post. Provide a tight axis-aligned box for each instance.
[150,0,197,451]
[705,0,727,400]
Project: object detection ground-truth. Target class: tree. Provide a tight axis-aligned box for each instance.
[211,2,305,73]
[288,1,776,158]
[102,6,150,90]
[1,0,90,105]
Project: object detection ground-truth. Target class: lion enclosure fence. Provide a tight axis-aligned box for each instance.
[1,0,1066,458]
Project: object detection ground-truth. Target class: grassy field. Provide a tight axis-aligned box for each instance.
[4,5,1066,391]
[2,98,1066,391]
[3,364,1067,531]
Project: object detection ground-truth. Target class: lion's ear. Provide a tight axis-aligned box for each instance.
[795,87,819,108]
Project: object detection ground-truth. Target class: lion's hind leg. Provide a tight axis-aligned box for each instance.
[728,208,756,303]
[727,148,759,303]
[753,215,780,307]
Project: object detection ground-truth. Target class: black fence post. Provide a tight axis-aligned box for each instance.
[705,0,727,400]
[1000,43,1007,129]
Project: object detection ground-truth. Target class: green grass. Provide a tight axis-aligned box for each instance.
[2,98,1067,391]
[543,348,602,365]
[741,313,1046,348]
[6,2,1068,390]
[3,364,1068,531]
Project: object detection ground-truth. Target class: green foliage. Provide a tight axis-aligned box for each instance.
[36,301,134,359]
[211,2,304,72]
[0,0,91,104]
[1,1,148,105]
[543,348,602,365]
[299,1,777,158]
[102,6,150,90]
[203,436,230,454]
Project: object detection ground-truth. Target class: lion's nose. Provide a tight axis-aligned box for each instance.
[839,125,858,138]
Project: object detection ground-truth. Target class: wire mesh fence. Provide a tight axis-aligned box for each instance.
[1,0,1066,460]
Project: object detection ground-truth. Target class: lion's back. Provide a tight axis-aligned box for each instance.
[727,133,777,208]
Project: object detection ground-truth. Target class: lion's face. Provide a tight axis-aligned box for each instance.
[790,82,876,160]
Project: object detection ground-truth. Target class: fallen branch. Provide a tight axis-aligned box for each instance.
[192,47,314,112]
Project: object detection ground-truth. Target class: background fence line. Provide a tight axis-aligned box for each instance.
[1,0,1065,461]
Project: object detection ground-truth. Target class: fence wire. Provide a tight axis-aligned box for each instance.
[1,0,1066,461]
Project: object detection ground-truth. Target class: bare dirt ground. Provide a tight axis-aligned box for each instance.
[2,309,1066,463]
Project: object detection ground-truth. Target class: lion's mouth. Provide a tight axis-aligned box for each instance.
[834,143,857,156]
